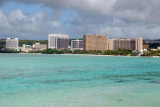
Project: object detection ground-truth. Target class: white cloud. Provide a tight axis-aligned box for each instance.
[1,0,160,39]
[0,10,10,29]
[7,0,160,23]
[0,9,62,39]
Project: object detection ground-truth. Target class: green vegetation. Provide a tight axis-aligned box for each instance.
[141,50,160,56]
[73,50,102,54]
[27,49,132,55]
[0,39,5,49]
[19,40,48,47]
[0,49,20,53]
[148,43,160,49]
[27,50,43,53]
[42,49,72,54]
[73,49,132,56]
[103,49,131,55]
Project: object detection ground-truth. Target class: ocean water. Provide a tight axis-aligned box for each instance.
[0,54,160,107]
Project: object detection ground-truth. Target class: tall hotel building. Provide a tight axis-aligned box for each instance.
[108,37,143,50]
[83,34,108,51]
[48,34,69,50]
[71,40,83,51]
[135,37,143,50]
[6,38,19,51]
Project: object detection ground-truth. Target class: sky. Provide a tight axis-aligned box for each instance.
[0,0,160,40]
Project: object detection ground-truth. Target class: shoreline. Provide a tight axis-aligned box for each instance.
[71,54,160,57]
[1,53,158,57]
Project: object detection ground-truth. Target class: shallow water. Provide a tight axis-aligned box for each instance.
[0,54,160,107]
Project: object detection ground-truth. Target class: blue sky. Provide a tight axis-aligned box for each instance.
[1,2,44,16]
[0,0,160,40]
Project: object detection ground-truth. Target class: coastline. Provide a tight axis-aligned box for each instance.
[53,53,160,57]
[23,53,160,57]
[0,52,159,57]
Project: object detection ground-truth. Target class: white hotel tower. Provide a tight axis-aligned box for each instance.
[6,38,19,51]
[71,39,83,51]
[48,34,69,50]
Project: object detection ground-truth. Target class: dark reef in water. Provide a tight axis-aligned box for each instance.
[101,71,160,84]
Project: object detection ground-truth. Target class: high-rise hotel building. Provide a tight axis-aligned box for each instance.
[83,34,108,51]
[6,38,19,51]
[71,39,83,51]
[135,37,143,50]
[108,37,143,51]
[108,39,136,50]
[83,34,143,51]
[48,34,69,50]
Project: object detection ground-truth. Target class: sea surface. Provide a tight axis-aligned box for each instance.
[0,54,160,107]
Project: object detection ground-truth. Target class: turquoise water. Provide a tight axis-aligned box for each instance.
[0,54,160,107]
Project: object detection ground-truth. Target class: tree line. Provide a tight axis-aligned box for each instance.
[73,49,132,56]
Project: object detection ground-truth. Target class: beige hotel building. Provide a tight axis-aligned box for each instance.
[83,34,108,51]
[108,37,143,50]
[83,34,143,51]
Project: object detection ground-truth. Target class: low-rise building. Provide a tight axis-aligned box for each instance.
[143,44,149,50]
[32,43,47,51]
[19,44,33,52]
[132,50,141,56]
[19,43,47,52]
